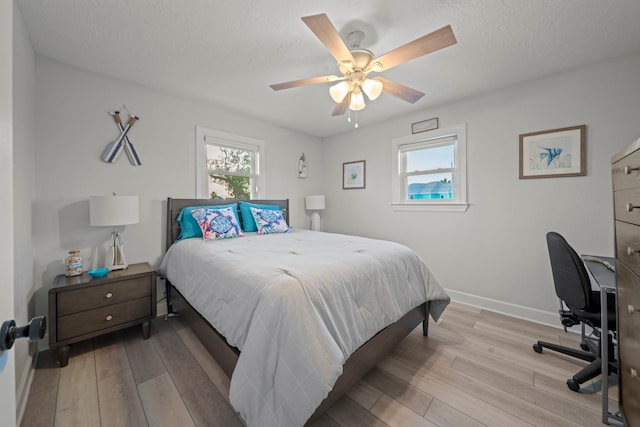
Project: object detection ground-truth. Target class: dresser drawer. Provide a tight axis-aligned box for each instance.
[616,262,640,342]
[616,221,640,277]
[619,345,640,425]
[615,188,640,225]
[613,148,640,191]
[56,275,152,316]
[57,297,152,341]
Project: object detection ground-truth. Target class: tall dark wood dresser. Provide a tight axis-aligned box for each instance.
[612,138,640,427]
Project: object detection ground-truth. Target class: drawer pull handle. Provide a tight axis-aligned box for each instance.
[629,304,639,314]
[105,292,113,299]
[625,165,640,174]
[105,315,113,321]
[627,247,638,256]
[627,203,640,212]
[631,368,638,378]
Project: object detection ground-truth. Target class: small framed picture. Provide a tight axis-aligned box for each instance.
[411,117,439,134]
[519,125,586,179]
[343,160,366,189]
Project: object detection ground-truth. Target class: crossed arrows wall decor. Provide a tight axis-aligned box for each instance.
[103,110,142,165]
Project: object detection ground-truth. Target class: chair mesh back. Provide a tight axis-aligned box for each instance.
[546,232,591,311]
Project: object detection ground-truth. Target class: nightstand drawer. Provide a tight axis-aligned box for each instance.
[57,276,152,316]
[57,297,152,341]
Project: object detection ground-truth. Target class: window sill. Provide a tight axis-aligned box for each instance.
[391,203,469,213]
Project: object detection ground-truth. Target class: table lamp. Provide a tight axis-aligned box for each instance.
[90,194,139,270]
[305,195,325,232]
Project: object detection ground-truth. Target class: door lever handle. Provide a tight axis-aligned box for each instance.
[0,316,46,351]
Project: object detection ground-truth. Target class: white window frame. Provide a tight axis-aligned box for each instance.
[391,123,468,212]
[195,126,265,199]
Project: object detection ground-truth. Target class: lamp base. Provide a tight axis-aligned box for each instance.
[106,230,129,270]
[310,212,321,232]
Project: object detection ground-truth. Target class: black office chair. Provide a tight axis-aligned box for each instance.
[533,231,617,392]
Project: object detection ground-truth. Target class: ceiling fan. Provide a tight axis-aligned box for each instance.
[270,13,457,120]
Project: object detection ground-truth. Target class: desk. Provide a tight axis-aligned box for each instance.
[583,256,622,425]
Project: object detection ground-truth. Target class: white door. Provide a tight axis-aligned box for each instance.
[0,0,17,425]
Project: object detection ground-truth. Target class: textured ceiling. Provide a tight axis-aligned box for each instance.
[17,0,640,138]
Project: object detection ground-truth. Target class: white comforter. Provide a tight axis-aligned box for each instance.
[158,229,449,427]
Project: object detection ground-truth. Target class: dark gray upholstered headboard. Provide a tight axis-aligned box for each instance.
[165,198,290,251]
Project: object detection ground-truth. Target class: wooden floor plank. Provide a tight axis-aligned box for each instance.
[121,325,167,385]
[138,373,195,427]
[345,379,383,411]
[370,394,438,427]
[97,369,148,427]
[424,398,487,427]
[363,367,433,416]
[21,389,57,427]
[93,331,129,381]
[151,319,208,395]
[326,396,389,427]
[172,318,233,402]
[378,355,535,427]
[54,341,100,427]
[451,357,601,427]
[181,380,243,427]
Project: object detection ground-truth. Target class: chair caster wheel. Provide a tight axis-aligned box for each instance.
[533,343,543,353]
[580,343,590,351]
[567,379,580,392]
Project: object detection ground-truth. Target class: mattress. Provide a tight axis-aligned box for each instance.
[158,229,449,427]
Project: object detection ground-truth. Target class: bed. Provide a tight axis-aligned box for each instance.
[158,197,449,426]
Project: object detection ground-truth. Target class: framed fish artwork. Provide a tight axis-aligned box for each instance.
[519,125,586,179]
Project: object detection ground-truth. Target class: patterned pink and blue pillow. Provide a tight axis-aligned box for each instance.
[191,207,244,240]
[249,207,290,235]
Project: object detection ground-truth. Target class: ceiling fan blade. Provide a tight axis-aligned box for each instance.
[270,75,343,91]
[373,25,457,72]
[377,77,425,103]
[302,14,355,65]
[331,96,349,116]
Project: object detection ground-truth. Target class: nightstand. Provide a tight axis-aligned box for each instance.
[48,262,156,367]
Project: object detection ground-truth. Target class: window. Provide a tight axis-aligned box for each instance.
[391,124,468,212]
[196,126,265,199]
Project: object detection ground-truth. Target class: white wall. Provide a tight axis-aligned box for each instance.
[322,53,640,324]
[12,1,36,419]
[32,57,324,322]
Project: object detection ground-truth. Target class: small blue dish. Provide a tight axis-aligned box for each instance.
[87,268,109,278]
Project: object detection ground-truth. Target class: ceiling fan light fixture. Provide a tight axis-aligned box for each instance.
[350,87,366,111]
[329,81,350,103]
[361,78,383,101]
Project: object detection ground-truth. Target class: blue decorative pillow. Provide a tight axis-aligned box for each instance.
[239,201,281,232]
[191,207,244,240]
[250,207,291,235]
[176,203,239,240]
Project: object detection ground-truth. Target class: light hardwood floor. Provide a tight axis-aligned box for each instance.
[21,302,618,427]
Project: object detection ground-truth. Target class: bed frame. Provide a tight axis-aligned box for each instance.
[163,197,430,424]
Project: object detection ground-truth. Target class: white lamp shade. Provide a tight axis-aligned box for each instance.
[305,195,326,210]
[349,88,366,111]
[90,195,140,226]
[329,81,350,103]
[362,78,383,100]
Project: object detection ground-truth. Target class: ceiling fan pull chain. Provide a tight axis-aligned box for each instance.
[347,108,352,123]
[354,110,359,128]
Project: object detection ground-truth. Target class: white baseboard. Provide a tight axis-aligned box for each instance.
[16,353,35,426]
[445,288,564,329]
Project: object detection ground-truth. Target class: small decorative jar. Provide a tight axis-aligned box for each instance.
[64,250,83,277]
